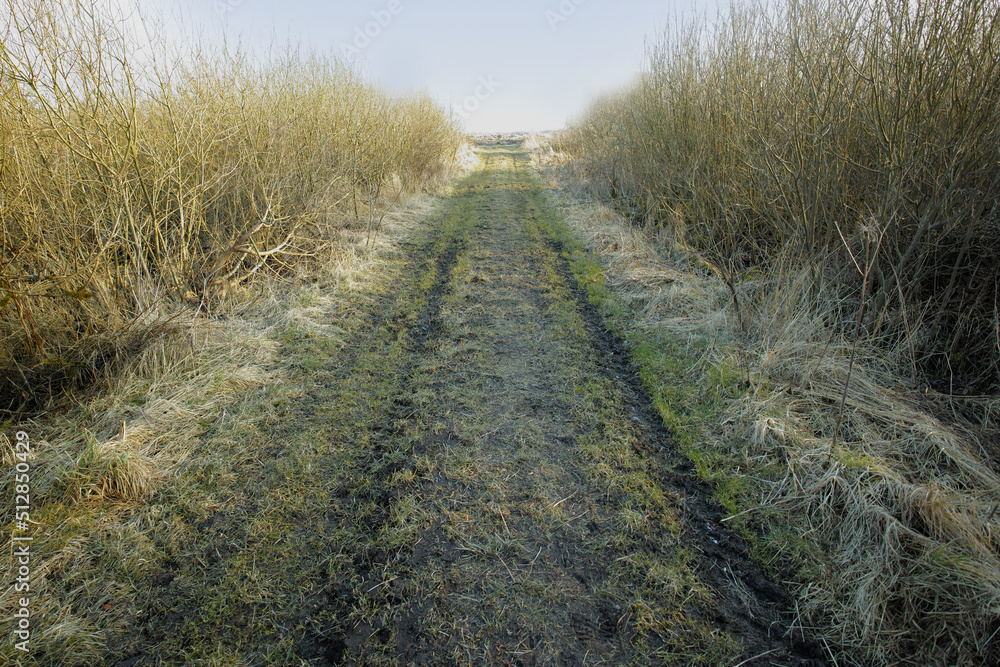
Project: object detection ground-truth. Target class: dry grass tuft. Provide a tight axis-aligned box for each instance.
[63,441,155,504]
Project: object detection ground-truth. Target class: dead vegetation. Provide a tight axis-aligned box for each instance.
[0,180,449,663]
[558,0,1000,398]
[0,1,468,660]
[530,125,1000,664]
[0,0,464,415]
[530,1,1000,662]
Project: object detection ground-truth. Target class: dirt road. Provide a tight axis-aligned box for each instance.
[120,142,822,666]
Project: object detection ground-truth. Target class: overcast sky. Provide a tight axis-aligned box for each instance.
[132,0,715,132]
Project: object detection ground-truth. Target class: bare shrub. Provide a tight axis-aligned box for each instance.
[0,0,462,413]
[564,0,1000,395]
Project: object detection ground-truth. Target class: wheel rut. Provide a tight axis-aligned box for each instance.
[121,141,826,667]
[297,143,824,666]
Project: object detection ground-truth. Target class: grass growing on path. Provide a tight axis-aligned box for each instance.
[4,142,818,666]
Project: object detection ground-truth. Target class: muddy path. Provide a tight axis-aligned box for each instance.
[118,143,824,666]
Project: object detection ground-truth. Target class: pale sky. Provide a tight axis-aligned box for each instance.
[131,0,715,132]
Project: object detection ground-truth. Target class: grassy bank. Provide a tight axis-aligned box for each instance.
[0,174,452,663]
[546,1,1000,662]
[531,127,1000,665]
[0,0,467,660]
